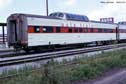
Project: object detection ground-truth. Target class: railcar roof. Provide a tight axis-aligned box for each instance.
[90,20,117,25]
[50,12,89,22]
[10,13,61,20]
[10,13,117,25]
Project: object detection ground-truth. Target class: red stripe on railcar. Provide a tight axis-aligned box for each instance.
[53,27,56,33]
[61,27,68,33]
[28,26,34,33]
[94,28,97,33]
[72,27,74,33]
[28,25,117,33]
[40,27,43,33]
[113,29,116,33]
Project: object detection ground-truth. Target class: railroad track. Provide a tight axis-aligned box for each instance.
[0,43,126,67]
[0,48,14,52]
[0,46,79,58]
[0,50,26,58]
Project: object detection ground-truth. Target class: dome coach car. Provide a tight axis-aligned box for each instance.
[49,12,89,21]
[7,12,119,52]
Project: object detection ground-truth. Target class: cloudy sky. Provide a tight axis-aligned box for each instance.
[0,0,126,23]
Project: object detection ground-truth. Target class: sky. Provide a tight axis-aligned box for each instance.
[0,0,126,23]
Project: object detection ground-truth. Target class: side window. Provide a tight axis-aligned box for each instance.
[58,13,64,17]
[84,28,87,33]
[68,28,72,33]
[98,29,102,33]
[43,28,47,32]
[75,28,78,33]
[90,28,94,33]
[56,27,60,33]
[110,29,113,33]
[66,14,72,20]
[49,14,53,17]
[34,26,40,33]
[43,26,53,33]
[79,28,83,33]
[53,13,57,17]
[104,29,108,33]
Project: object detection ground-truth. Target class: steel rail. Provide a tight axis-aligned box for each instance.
[0,43,126,66]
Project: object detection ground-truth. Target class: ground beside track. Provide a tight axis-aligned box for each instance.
[1,49,126,84]
[72,68,126,84]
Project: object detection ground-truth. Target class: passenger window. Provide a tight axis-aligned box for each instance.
[79,28,83,33]
[49,14,53,17]
[75,28,78,33]
[34,26,40,33]
[43,28,47,32]
[84,28,87,33]
[90,28,93,33]
[56,27,60,33]
[104,29,108,33]
[109,29,113,33]
[43,26,53,33]
[98,29,102,33]
[51,13,57,17]
[68,28,72,33]
[66,14,72,20]
[59,13,64,17]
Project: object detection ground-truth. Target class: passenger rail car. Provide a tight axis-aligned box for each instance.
[118,23,126,42]
[7,12,126,51]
